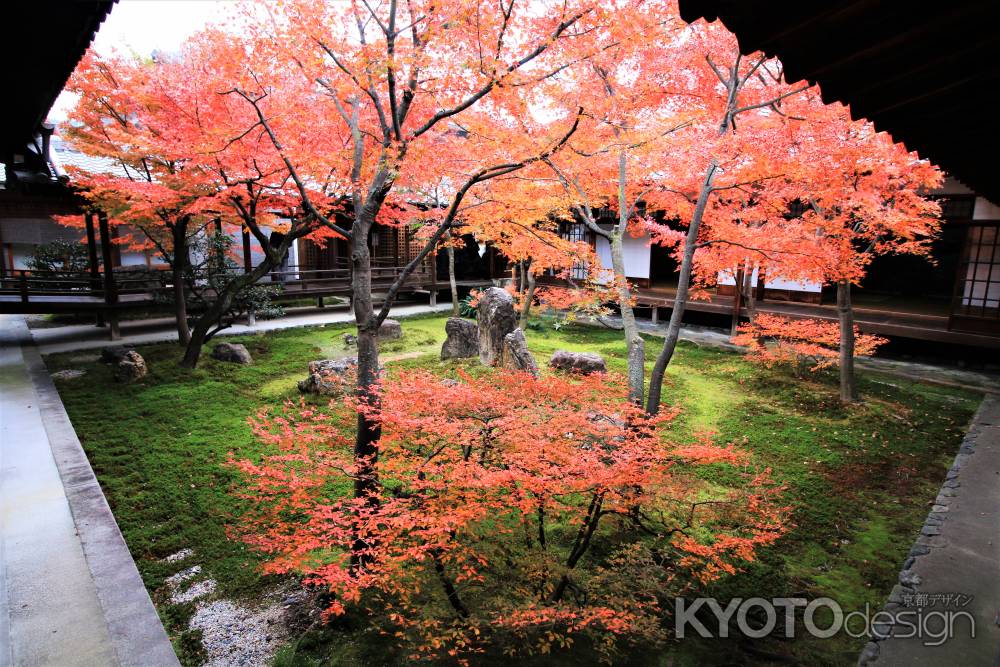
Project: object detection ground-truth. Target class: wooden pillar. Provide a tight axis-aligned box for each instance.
[651,306,659,325]
[84,212,106,327]
[242,225,253,273]
[755,266,766,301]
[97,211,120,340]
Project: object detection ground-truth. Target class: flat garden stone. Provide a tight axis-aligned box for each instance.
[51,369,86,381]
[100,345,136,364]
[378,318,403,340]
[549,350,606,374]
[211,342,253,365]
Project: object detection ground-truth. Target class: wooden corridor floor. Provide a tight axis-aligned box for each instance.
[635,287,1000,349]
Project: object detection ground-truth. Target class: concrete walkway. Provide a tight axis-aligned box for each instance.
[0,314,178,666]
[865,396,1000,666]
[29,302,452,355]
[593,315,1000,394]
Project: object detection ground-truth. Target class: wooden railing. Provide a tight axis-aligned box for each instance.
[0,258,436,306]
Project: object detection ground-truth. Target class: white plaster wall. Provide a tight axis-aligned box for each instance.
[595,233,651,280]
[716,266,821,293]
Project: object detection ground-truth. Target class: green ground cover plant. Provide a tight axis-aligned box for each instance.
[47,314,979,665]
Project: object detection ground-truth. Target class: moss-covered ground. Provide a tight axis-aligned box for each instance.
[46,314,979,665]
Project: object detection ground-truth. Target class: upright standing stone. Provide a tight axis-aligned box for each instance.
[502,328,538,376]
[441,317,479,359]
[477,287,516,366]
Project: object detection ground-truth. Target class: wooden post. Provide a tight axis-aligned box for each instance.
[97,211,120,340]
[428,241,438,306]
[18,273,28,303]
[730,268,744,335]
[651,306,658,325]
[242,225,253,273]
[755,266,766,301]
[317,296,325,308]
[84,212,106,326]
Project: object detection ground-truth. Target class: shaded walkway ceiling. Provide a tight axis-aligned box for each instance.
[0,1,114,159]
[678,0,1000,203]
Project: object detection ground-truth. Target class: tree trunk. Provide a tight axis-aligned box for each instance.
[447,232,459,317]
[742,263,757,323]
[646,162,718,415]
[837,280,858,403]
[171,221,191,346]
[518,260,537,330]
[609,234,644,405]
[179,240,285,368]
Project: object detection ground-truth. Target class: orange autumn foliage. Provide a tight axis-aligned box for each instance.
[732,313,887,372]
[231,369,788,660]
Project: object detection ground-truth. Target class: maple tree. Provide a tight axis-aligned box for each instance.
[213,0,620,523]
[636,19,818,416]
[62,33,324,366]
[232,368,787,661]
[788,103,943,401]
[61,50,211,346]
[733,313,887,376]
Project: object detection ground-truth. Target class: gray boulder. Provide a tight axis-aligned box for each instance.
[378,319,402,340]
[298,358,357,395]
[114,351,147,384]
[501,328,538,376]
[100,346,136,364]
[211,342,253,365]
[477,287,516,366]
[549,350,606,375]
[440,317,479,360]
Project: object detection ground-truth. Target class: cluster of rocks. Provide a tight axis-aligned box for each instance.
[101,346,148,384]
[439,287,607,378]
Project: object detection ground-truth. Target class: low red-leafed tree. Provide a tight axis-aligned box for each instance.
[733,313,887,377]
[232,369,787,661]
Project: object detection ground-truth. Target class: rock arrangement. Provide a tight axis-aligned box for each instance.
[501,328,538,376]
[100,346,136,364]
[379,318,403,340]
[211,342,253,365]
[297,358,357,395]
[549,350,606,375]
[440,317,479,359]
[114,350,147,383]
[477,287,517,366]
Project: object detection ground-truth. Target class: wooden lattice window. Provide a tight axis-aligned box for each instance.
[953,222,1000,320]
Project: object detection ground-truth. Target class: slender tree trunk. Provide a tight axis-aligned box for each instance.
[349,219,383,570]
[518,260,537,330]
[179,239,287,368]
[610,233,644,405]
[837,280,858,403]
[743,262,756,323]
[646,162,718,415]
[171,221,191,346]
[446,231,459,317]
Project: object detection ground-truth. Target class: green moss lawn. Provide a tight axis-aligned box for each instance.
[46,314,980,666]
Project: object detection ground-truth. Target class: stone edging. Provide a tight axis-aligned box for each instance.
[21,343,180,667]
[857,395,997,666]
